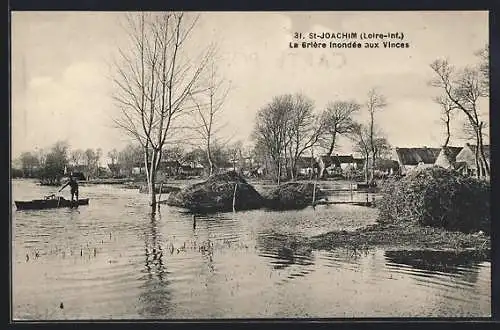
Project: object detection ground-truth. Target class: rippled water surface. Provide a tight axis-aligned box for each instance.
[12,179,491,319]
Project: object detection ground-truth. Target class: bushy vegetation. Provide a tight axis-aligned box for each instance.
[166,171,264,213]
[263,182,326,210]
[378,167,490,233]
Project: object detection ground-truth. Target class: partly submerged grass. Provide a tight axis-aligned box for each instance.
[307,222,490,253]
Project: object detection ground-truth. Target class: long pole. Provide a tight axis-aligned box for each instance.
[232,183,238,212]
[312,180,317,206]
[350,172,353,202]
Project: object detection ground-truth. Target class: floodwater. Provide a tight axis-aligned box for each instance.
[11,179,491,319]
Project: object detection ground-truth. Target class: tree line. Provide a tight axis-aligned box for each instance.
[107,141,247,177]
[252,89,391,184]
[13,141,104,184]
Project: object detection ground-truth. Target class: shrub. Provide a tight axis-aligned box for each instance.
[263,182,326,210]
[378,166,490,233]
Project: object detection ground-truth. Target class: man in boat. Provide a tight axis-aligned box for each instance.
[58,173,79,202]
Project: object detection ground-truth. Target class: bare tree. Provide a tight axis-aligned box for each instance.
[430,57,489,178]
[350,123,371,183]
[253,95,293,184]
[163,145,185,162]
[372,136,392,161]
[70,149,85,166]
[433,95,458,147]
[285,94,324,180]
[118,143,143,176]
[366,88,387,182]
[227,140,243,172]
[108,148,119,165]
[190,62,230,176]
[476,44,489,96]
[84,148,100,179]
[320,100,360,157]
[36,148,47,168]
[112,12,213,212]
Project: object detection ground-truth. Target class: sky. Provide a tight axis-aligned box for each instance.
[11,11,489,163]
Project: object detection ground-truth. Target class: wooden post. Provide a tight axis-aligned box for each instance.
[158,183,163,202]
[232,183,238,212]
[312,180,317,206]
[350,173,353,202]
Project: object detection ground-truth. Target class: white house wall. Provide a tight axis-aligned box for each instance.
[434,150,453,169]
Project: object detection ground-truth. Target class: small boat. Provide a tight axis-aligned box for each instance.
[15,195,89,210]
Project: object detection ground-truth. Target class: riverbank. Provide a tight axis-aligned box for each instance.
[307,222,490,254]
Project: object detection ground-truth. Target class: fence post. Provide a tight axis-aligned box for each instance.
[233,183,238,212]
[312,181,317,206]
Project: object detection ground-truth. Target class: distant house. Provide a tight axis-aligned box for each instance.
[131,160,181,178]
[317,154,357,176]
[434,146,463,170]
[131,163,144,175]
[108,163,129,177]
[179,162,204,176]
[219,162,237,173]
[334,155,356,171]
[455,143,490,177]
[353,158,365,169]
[296,156,317,176]
[392,147,441,175]
[158,160,181,176]
[374,159,400,175]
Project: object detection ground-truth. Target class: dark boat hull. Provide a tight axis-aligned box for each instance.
[15,198,89,210]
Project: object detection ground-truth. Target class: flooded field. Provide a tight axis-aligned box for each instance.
[11,179,491,319]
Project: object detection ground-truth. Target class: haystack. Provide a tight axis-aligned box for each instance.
[378,166,490,233]
[166,171,264,213]
[263,182,326,210]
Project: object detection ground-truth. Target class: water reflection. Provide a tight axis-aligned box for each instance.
[384,249,490,289]
[257,231,314,270]
[385,250,490,275]
[137,212,172,318]
[383,250,491,315]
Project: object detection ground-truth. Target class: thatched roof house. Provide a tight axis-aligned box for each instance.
[353,157,365,168]
[318,155,356,168]
[434,146,463,169]
[455,143,490,177]
[296,156,318,175]
[374,159,400,173]
[392,147,441,175]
